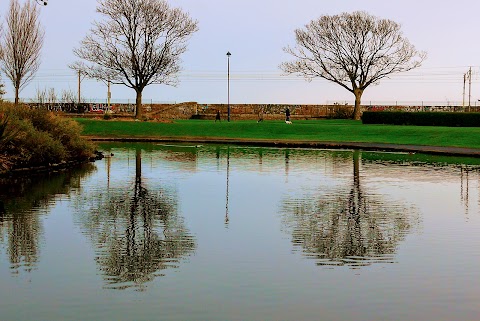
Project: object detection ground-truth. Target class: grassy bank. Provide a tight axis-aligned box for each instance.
[77,118,480,149]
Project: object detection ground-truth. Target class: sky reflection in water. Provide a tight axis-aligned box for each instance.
[0,143,479,321]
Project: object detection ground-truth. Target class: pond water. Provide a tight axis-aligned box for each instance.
[1,143,479,321]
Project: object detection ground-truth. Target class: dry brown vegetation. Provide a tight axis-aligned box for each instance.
[0,102,95,174]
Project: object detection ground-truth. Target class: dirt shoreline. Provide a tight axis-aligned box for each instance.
[85,136,480,158]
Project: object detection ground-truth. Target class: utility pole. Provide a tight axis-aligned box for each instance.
[463,73,466,109]
[78,70,81,104]
[107,77,111,109]
[468,66,472,111]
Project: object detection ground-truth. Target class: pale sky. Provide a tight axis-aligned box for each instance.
[0,0,479,105]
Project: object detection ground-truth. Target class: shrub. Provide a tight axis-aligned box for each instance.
[0,112,16,171]
[362,111,480,127]
[327,106,354,119]
[0,102,95,172]
[19,123,67,165]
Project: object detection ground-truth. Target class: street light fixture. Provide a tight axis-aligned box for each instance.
[35,0,48,5]
[226,51,231,122]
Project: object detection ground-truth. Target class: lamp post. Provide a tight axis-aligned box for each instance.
[226,51,231,122]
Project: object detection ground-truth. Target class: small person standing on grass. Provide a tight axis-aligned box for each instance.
[285,107,291,123]
[257,107,264,123]
[215,110,221,122]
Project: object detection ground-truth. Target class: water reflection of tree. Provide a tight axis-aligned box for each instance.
[76,149,195,290]
[281,151,417,268]
[0,164,94,274]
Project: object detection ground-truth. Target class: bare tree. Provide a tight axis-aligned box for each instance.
[47,87,56,105]
[34,86,47,104]
[281,11,426,120]
[0,0,44,105]
[0,22,3,100]
[71,0,198,119]
[60,89,77,104]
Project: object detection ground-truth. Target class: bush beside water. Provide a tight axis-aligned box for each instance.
[0,103,95,173]
[362,111,480,127]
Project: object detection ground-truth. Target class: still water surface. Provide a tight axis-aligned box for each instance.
[1,143,479,321]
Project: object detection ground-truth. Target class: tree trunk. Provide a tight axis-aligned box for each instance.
[14,84,20,106]
[135,89,142,119]
[353,88,363,120]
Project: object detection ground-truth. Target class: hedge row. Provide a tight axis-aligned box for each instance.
[362,111,480,127]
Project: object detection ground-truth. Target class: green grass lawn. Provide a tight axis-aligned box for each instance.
[75,118,480,149]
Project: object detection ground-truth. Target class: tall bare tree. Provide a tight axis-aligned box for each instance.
[0,22,4,100]
[0,0,44,105]
[71,0,198,119]
[281,11,426,120]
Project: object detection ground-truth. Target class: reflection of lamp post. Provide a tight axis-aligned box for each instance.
[225,146,230,227]
[226,51,231,122]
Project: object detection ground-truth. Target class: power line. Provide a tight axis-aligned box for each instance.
[20,65,480,88]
